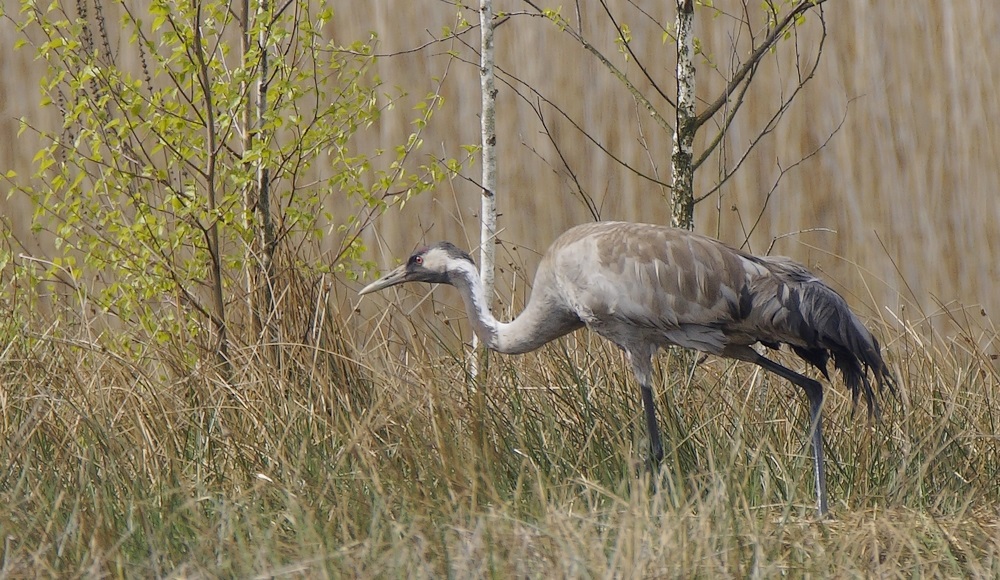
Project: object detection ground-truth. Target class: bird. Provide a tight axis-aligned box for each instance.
[358,221,895,516]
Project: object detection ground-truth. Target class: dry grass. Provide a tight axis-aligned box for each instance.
[1,275,998,578]
[2,1,998,576]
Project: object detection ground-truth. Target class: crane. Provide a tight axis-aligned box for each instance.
[359,221,895,516]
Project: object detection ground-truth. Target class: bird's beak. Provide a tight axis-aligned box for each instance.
[358,264,409,295]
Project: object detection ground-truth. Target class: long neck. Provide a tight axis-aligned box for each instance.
[448,262,581,355]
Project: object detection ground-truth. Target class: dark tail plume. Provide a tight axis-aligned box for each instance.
[737,254,896,413]
[795,281,897,416]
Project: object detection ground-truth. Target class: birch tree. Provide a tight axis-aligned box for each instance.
[474,0,498,369]
[240,0,280,367]
[525,0,830,231]
[13,0,448,371]
[671,0,696,230]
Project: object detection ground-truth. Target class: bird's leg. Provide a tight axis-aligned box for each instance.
[640,382,664,465]
[628,351,664,466]
[749,353,828,517]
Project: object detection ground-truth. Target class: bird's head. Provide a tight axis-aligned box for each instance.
[358,242,477,295]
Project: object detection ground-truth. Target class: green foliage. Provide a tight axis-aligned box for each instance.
[11,0,450,359]
[542,7,568,31]
[614,23,632,60]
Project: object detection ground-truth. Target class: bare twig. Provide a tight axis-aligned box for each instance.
[695,0,829,129]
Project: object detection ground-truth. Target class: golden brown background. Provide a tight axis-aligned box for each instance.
[2,1,997,340]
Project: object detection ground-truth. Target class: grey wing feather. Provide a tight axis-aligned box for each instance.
[549,222,762,354]
[545,221,895,414]
[732,255,896,414]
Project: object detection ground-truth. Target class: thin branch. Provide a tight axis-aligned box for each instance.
[693,56,757,171]
[695,8,828,205]
[597,0,674,108]
[740,100,849,249]
[447,31,672,190]
[522,0,673,135]
[695,0,828,129]
[765,228,837,256]
[532,99,602,220]
[332,20,485,58]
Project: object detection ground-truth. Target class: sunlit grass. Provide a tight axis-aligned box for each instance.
[1,281,998,577]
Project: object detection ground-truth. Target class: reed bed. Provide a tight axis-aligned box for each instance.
[1,276,997,577]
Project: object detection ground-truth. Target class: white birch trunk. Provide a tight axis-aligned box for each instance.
[257,0,279,365]
[242,0,278,364]
[671,0,696,230]
[474,0,498,372]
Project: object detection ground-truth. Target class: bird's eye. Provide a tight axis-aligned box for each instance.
[415,256,423,265]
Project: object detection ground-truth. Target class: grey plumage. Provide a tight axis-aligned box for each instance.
[359,221,896,516]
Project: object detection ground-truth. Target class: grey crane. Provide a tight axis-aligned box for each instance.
[359,221,895,515]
